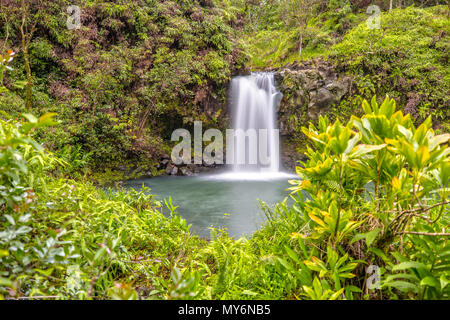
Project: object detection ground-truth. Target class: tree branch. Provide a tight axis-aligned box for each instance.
[402,231,450,236]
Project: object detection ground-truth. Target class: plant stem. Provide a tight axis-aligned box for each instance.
[402,231,450,236]
[334,156,343,238]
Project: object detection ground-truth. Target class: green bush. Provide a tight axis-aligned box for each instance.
[276,96,449,299]
[331,6,450,124]
[0,0,246,173]
[174,96,449,300]
[0,113,204,299]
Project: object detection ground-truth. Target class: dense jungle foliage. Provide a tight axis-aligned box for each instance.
[0,0,247,179]
[241,1,449,129]
[1,0,448,176]
[0,0,449,300]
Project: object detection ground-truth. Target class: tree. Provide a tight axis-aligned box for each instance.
[19,0,46,110]
[278,0,315,57]
[0,1,11,55]
[0,0,46,109]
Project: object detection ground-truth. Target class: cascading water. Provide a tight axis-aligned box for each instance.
[231,72,281,173]
[211,72,293,180]
[128,73,296,238]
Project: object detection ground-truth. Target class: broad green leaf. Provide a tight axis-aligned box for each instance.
[277,258,295,272]
[362,99,372,115]
[0,277,13,287]
[329,288,344,300]
[350,144,386,158]
[440,274,449,290]
[392,261,428,272]
[242,290,258,296]
[34,268,55,277]
[366,228,380,247]
[383,280,419,293]
[397,125,413,141]
[420,276,440,289]
[22,113,38,123]
[284,245,300,264]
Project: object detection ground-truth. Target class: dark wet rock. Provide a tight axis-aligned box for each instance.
[165,164,174,175]
[275,59,351,132]
[187,164,202,174]
[180,167,194,176]
[273,59,351,170]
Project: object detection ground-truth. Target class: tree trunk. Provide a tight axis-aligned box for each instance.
[137,103,154,139]
[299,33,303,57]
[389,0,393,11]
[20,0,33,110]
[20,18,32,110]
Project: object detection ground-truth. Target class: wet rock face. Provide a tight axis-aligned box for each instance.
[273,59,351,171]
[274,60,350,136]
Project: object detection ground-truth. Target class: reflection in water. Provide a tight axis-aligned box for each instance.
[125,173,294,238]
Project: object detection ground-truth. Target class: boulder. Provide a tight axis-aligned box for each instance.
[180,167,194,176]
[165,164,174,175]
[275,60,351,125]
[187,164,200,173]
[273,59,351,169]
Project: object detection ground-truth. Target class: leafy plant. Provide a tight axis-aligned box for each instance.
[283,96,449,299]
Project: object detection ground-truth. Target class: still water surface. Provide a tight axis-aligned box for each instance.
[126,172,295,238]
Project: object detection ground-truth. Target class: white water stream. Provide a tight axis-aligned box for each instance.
[212,72,293,181]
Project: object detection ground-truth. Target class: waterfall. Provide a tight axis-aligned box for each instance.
[206,72,295,181]
[230,72,282,173]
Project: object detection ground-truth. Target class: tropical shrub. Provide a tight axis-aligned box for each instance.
[283,96,449,299]
[0,113,204,299]
[1,95,448,300]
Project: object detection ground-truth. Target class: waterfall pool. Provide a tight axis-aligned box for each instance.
[125,172,296,238]
[126,72,295,239]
